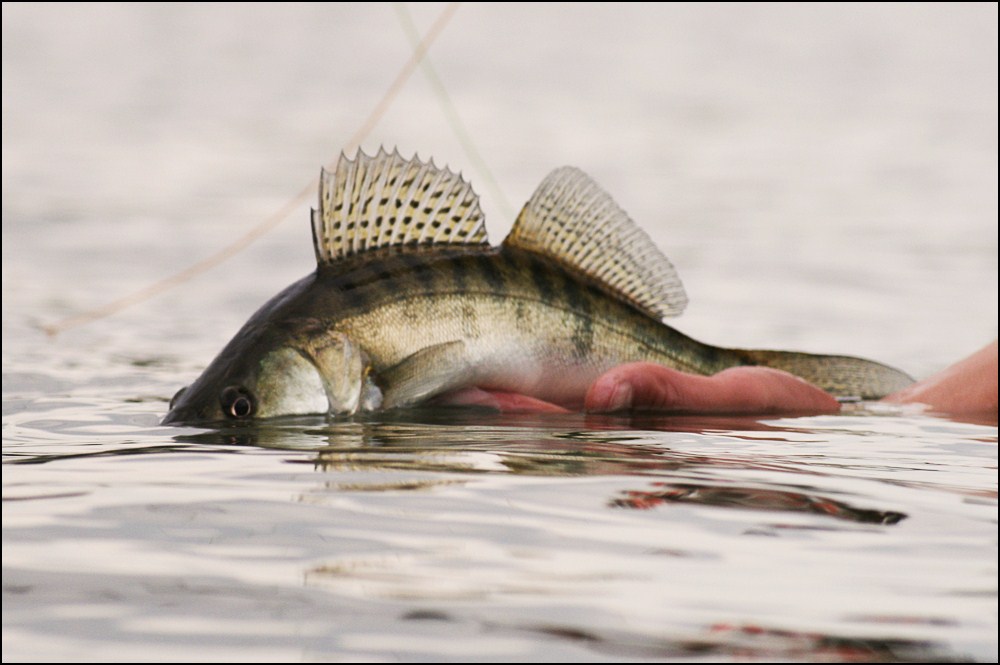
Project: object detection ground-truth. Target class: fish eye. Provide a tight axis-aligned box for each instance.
[169,386,187,410]
[220,386,255,419]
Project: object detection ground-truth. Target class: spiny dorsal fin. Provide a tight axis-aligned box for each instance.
[311,148,489,264]
[504,167,687,320]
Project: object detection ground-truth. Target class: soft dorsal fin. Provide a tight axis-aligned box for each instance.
[504,167,687,320]
[312,148,489,264]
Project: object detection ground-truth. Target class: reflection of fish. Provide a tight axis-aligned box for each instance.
[612,483,907,525]
[164,149,912,424]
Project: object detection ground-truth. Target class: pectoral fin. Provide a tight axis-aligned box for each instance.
[379,341,475,409]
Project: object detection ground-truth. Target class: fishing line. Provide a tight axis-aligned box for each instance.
[42,2,461,337]
[392,2,513,220]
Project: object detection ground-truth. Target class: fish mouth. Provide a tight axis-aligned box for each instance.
[161,408,209,427]
[161,400,221,427]
[160,409,183,426]
[160,381,236,427]
[161,385,195,426]
[161,395,268,427]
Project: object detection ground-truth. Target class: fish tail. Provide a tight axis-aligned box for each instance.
[734,349,914,400]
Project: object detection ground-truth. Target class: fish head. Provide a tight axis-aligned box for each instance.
[163,316,377,425]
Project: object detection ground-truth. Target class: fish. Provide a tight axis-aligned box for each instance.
[163,148,913,424]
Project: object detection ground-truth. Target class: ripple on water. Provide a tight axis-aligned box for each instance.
[3,406,996,661]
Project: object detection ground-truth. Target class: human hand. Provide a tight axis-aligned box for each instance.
[583,363,840,414]
[444,341,997,420]
[440,363,840,415]
[585,341,997,418]
[585,340,997,421]
[882,340,997,418]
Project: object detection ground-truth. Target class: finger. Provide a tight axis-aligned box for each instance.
[585,363,840,414]
[882,340,997,417]
[435,387,571,413]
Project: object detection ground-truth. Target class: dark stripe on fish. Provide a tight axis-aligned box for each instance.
[472,252,506,294]
[395,252,438,293]
[522,251,557,306]
[447,251,470,293]
[565,271,594,358]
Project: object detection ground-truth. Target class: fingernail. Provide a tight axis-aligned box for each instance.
[604,381,633,412]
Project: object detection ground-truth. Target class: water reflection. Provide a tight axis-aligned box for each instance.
[611,482,907,524]
[158,409,823,481]
[155,411,913,527]
[518,621,952,662]
[7,408,814,475]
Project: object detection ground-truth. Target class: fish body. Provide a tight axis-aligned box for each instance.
[164,150,913,424]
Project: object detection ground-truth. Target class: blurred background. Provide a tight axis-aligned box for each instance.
[3,3,997,378]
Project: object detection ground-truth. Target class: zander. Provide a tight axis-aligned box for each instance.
[164,149,912,424]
